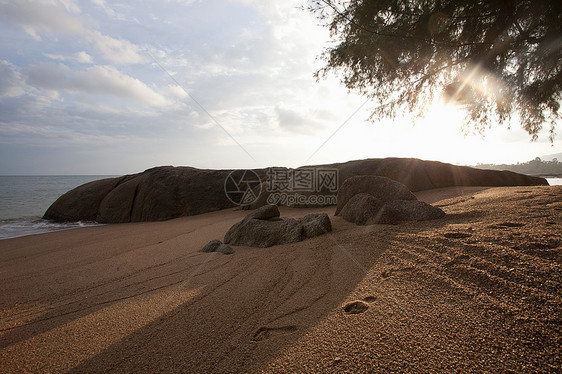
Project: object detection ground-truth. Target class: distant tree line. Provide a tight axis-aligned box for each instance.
[476,157,562,176]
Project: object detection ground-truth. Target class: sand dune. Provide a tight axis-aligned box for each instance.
[1,186,560,373]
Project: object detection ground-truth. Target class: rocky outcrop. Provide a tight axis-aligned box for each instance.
[43,158,549,223]
[223,205,332,248]
[247,204,280,220]
[338,193,400,225]
[335,175,417,215]
[224,218,303,248]
[384,200,446,221]
[224,206,302,248]
[44,166,237,223]
[245,158,548,210]
[298,213,332,238]
[336,177,445,226]
[42,177,127,222]
[332,158,548,192]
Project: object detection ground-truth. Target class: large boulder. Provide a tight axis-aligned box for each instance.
[338,193,400,225]
[223,207,332,247]
[247,204,280,220]
[332,158,548,191]
[299,213,332,238]
[224,217,303,248]
[42,176,128,222]
[335,176,445,225]
[384,200,445,221]
[43,158,548,223]
[335,175,417,215]
[44,166,237,223]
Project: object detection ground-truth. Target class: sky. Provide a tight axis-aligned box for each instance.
[0,0,560,175]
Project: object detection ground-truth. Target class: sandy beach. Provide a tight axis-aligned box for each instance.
[1,186,560,373]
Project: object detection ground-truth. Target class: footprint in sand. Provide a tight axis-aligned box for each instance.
[444,232,472,239]
[490,222,526,229]
[253,325,297,342]
[343,300,369,314]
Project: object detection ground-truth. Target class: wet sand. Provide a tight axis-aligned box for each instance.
[1,186,560,373]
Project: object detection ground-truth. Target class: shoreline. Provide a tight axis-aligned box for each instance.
[0,185,523,241]
[1,186,560,373]
[0,217,102,241]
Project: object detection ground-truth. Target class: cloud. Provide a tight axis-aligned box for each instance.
[275,105,326,135]
[24,63,168,106]
[0,0,144,64]
[44,51,93,64]
[87,30,145,64]
[0,0,84,40]
[89,0,122,19]
[0,61,26,98]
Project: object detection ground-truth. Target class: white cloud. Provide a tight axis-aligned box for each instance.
[0,61,26,98]
[86,30,145,64]
[44,51,93,63]
[275,105,327,135]
[0,0,144,64]
[24,63,168,106]
[165,84,189,99]
[90,0,121,19]
[0,0,84,40]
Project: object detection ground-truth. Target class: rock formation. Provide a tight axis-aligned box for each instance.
[336,176,445,225]
[334,175,417,215]
[298,213,332,238]
[338,193,400,225]
[43,158,548,223]
[44,166,236,223]
[223,205,332,248]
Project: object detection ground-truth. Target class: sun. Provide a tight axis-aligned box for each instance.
[399,97,483,164]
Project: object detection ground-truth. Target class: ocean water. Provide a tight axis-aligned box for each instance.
[0,175,114,240]
[547,177,562,186]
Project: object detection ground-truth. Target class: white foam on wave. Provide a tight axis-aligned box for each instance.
[0,217,102,240]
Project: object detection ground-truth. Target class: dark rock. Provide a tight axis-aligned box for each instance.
[384,200,446,221]
[299,213,332,238]
[44,166,237,223]
[43,176,127,222]
[333,158,548,192]
[247,204,280,220]
[224,217,303,248]
[97,176,140,223]
[339,193,400,225]
[223,210,333,247]
[201,240,234,254]
[201,239,222,252]
[43,158,548,223]
[335,176,417,216]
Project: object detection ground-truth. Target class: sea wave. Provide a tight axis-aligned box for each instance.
[0,217,102,240]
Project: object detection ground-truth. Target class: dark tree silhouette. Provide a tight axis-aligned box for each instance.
[309,0,562,141]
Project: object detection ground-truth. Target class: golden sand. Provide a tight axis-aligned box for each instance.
[1,186,560,373]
